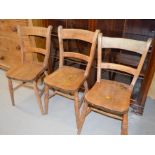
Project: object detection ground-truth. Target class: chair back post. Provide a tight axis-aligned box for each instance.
[97,33,102,82]
[131,38,152,87]
[43,25,52,68]
[58,25,64,68]
[84,29,100,78]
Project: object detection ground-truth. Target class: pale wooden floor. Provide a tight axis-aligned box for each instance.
[0,70,155,135]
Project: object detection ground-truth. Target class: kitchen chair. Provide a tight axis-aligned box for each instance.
[6,25,52,114]
[44,26,99,132]
[79,33,152,134]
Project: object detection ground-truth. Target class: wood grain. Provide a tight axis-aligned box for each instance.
[79,33,152,134]
[6,25,52,114]
[44,26,99,132]
[0,19,31,70]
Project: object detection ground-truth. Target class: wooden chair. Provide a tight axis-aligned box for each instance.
[44,26,99,132]
[6,25,52,114]
[79,33,152,134]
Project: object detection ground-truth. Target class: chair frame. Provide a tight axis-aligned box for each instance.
[44,26,99,132]
[7,25,52,114]
[79,33,152,134]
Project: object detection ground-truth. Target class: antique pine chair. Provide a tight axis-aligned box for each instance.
[79,33,152,134]
[6,25,52,114]
[44,26,99,132]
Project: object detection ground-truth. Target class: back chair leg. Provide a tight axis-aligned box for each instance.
[8,78,15,106]
[33,80,44,114]
[84,80,88,93]
[121,113,128,135]
[44,84,49,114]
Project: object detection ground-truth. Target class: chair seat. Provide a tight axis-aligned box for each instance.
[85,79,132,114]
[6,63,45,82]
[44,66,85,93]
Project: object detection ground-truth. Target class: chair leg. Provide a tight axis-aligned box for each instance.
[84,80,88,93]
[78,99,91,134]
[33,81,44,114]
[77,80,89,134]
[74,91,81,134]
[121,113,128,135]
[8,78,15,106]
[44,84,49,114]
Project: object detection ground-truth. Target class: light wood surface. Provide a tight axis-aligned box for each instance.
[63,52,89,62]
[100,63,136,75]
[85,79,132,114]
[17,25,52,68]
[79,33,152,135]
[61,28,95,43]
[0,20,34,70]
[44,66,85,93]
[6,25,52,114]
[6,63,45,82]
[102,36,148,54]
[44,26,99,133]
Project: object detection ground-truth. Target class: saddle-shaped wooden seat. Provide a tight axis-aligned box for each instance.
[85,79,132,114]
[44,66,85,93]
[7,63,44,82]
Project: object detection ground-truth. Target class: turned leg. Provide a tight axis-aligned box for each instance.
[33,80,44,114]
[8,78,15,106]
[121,113,128,135]
[44,84,49,114]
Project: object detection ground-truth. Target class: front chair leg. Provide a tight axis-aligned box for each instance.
[44,84,49,114]
[33,80,44,114]
[121,113,128,135]
[8,78,15,106]
[74,91,81,134]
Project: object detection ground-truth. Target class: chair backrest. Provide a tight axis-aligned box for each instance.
[17,25,52,68]
[58,25,99,77]
[97,33,152,89]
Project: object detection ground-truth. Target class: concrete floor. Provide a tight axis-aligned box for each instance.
[0,69,155,135]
